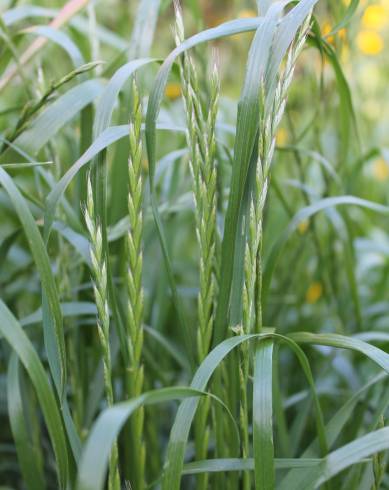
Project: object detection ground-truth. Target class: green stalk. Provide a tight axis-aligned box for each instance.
[126,79,146,490]
[175,4,219,488]
[85,177,120,490]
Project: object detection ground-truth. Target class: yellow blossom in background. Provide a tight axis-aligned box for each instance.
[238,9,257,19]
[357,30,384,55]
[372,158,389,181]
[322,23,347,45]
[276,127,288,146]
[322,21,334,44]
[298,220,309,234]
[306,282,323,304]
[165,82,181,100]
[362,5,388,30]
[338,28,347,41]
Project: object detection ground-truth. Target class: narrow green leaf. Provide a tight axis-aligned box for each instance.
[0,300,69,489]
[0,167,66,397]
[183,457,322,474]
[76,387,232,490]
[7,355,46,490]
[253,340,274,490]
[289,332,389,373]
[10,79,103,155]
[21,25,84,67]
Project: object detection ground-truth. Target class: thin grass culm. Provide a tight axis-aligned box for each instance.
[84,177,120,490]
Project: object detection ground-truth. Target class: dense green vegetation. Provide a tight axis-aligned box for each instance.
[1,0,389,488]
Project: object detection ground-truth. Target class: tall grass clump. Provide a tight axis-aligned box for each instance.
[1,1,389,490]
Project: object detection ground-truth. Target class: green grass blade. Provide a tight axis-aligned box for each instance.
[44,123,184,239]
[182,457,322,474]
[93,58,156,137]
[289,332,389,373]
[253,340,274,489]
[0,167,66,396]
[76,387,230,490]
[280,372,387,489]
[7,354,46,490]
[0,300,69,489]
[21,25,84,67]
[295,427,389,489]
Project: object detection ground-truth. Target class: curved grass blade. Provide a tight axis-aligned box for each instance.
[183,457,322,474]
[162,331,326,490]
[10,79,103,156]
[93,58,156,137]
[295,427,389,489]
[44,123,185,239]
[128,0,161,59]
[75,387,233,490]
[327,0,359,37]
[21,25,84,67]
[7,354,46,490]
[280,372,388,490]
[20,302,97,327]
[289,332,389,373]
[0,0,89,93]
[263,196,389,306]
[0,300,69,489]
[2,6,57,26]
[0,166,66,397]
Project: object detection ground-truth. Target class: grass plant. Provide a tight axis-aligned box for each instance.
[1,1,389,489]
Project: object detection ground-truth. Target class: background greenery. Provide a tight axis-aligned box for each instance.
[0,0,389,489]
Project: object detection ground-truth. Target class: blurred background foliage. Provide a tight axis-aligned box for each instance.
[0,0,389,488]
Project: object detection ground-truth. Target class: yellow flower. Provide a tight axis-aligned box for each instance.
[165,82,181,100]
[298,220,309,235]
[322,22,347,44]
[357,30,384,55]
[362,5,388,30]
[276,127,288,146]
[306,282,323,304]
[238,9,257,18]
[322,21,334,44]
[338,28,347,41]
[372,158,389,181]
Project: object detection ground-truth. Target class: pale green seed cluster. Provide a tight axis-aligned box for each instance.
[84,176,120,490]
[244,12,313,336]
[240,14,312,490]
[174,0,219,364]
[126,79,146,490]
[175,4,219,489]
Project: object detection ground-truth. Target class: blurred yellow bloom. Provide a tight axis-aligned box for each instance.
[322,22,347,44]
[298,220,309,234]
[338,28,347,41]
[165,82,181,100]
[362,5,388,30]
[322,21,334,44]
[306,282,323,304]
[373,158,389,181]
[276,127,288,146]
[238,9,257,18]
[357,30,384,55]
